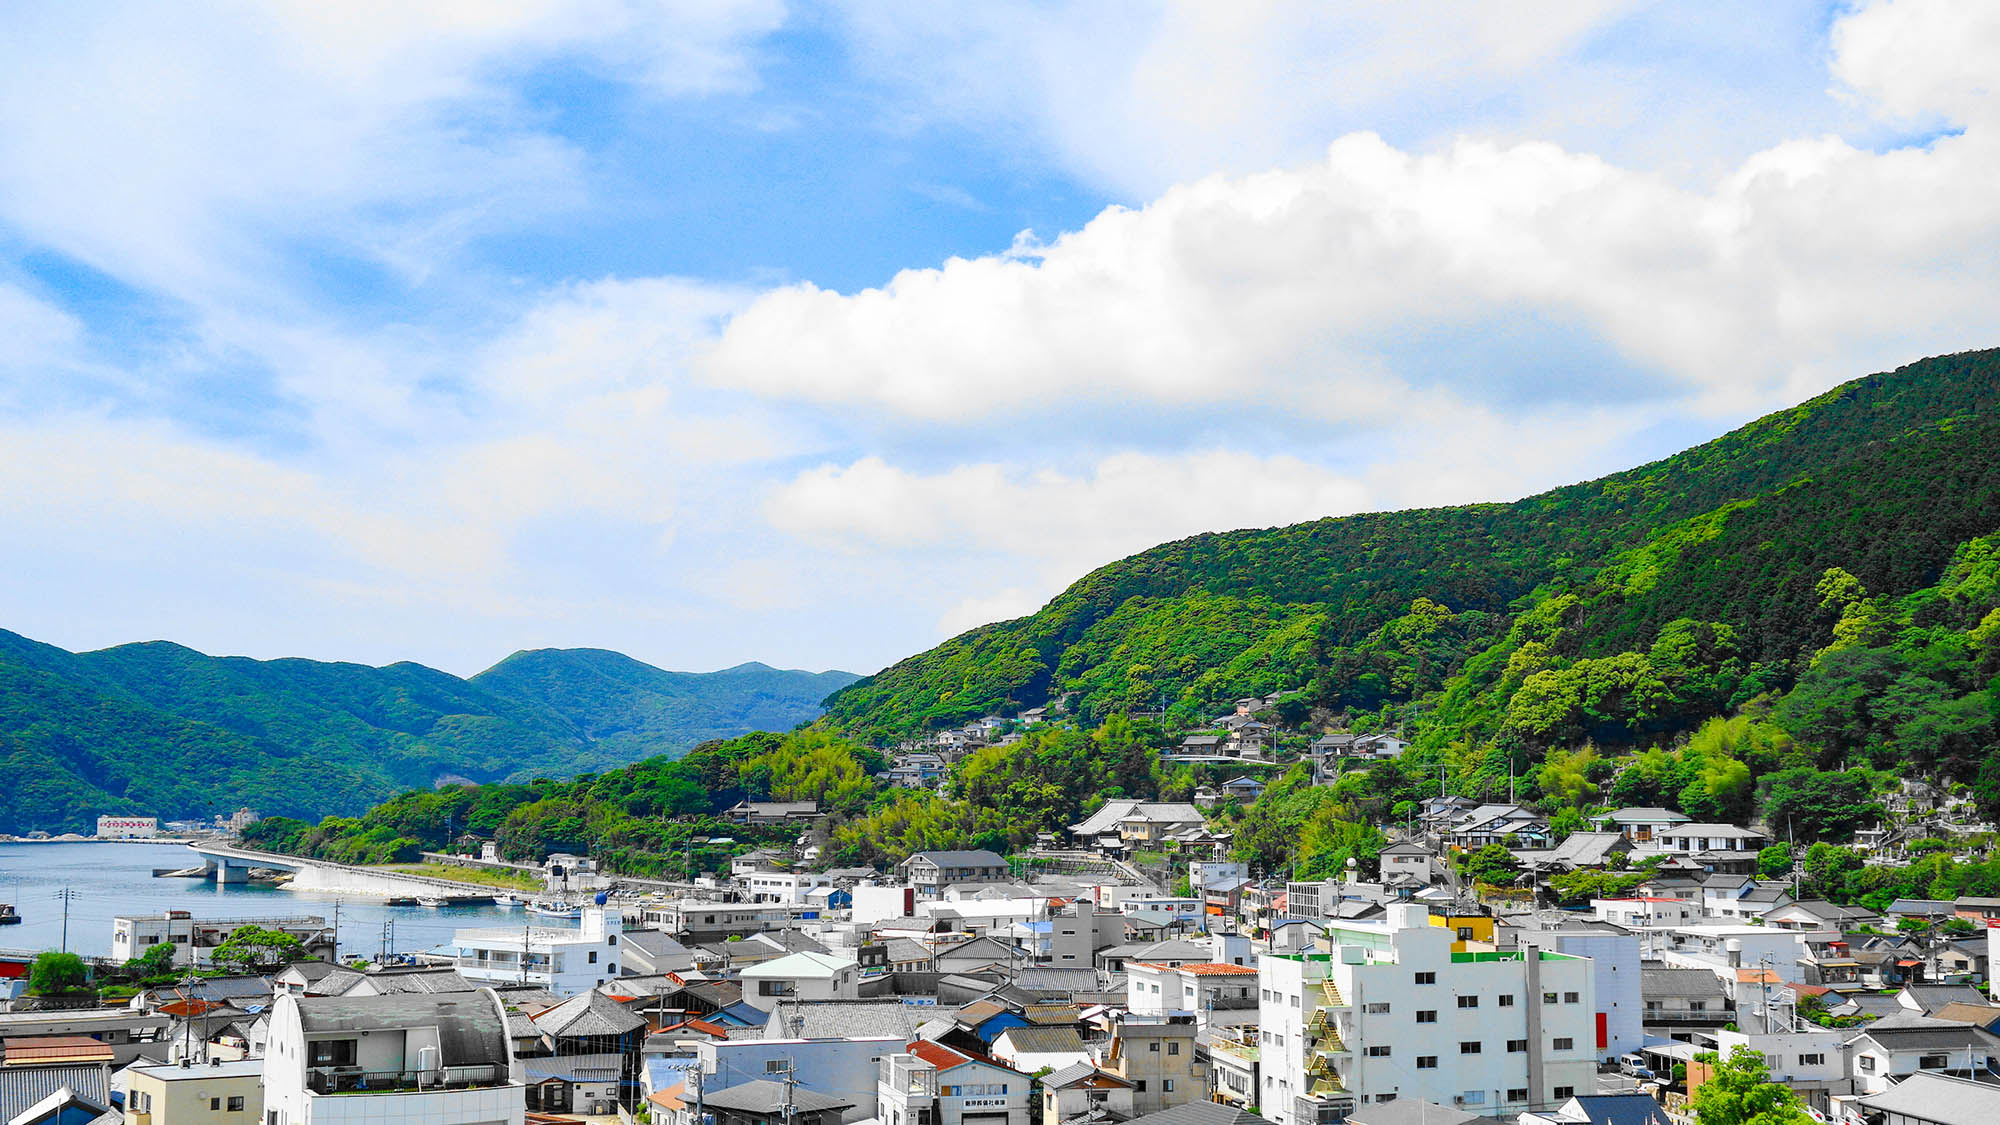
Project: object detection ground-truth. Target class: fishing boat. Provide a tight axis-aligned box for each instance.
[417,896,447,908]
[528,900,582,920]
[491,893,521,908]
[0,903,20,926]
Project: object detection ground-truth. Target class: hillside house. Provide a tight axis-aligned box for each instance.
[899,850,1011,897]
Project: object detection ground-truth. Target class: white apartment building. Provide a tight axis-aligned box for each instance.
[262,990,524,1125]
[112,912,334,968]
[450,907,622,995]
[739,870,834,904]
[1258,905,1599,1124]
[1536,928,1643,1063]
[878,1042,1031,1125]
[1591,897,1699,929]
[1126,961,1260,1033]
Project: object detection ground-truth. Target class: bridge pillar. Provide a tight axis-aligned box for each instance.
[215,857,250,884]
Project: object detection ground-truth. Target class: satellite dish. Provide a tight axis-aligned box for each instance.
[594,891,609,906]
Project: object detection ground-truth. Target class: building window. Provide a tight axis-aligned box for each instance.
[1416,1010,1437,1023]
[1458,995,1479,1009]
[1564,991,1579,1003]
[1860,1057,1877,1073]
[228,1097,245,1111]
[1169,1043,1181,1055]
[1417,1056,1438,1069]
[1374,1094,1396,1104]
[1554,1087,1575,1100]
[1135,1081,1148,1092]
[1553,1037,1574,1050]
[1799,1053,1825,1066]
[1920,1054,1949,1070]
[307,1039,358,1068]
[1149,1043,1161,1053]
[766,1059,793,1074]
[1460,1092,1485,1105]
[1543,991,1558,1004]
[1365,1003,1390,1014]
[1460,1042,1481,1054]
[588,951,598,963]
[1498,994,1515,1007]
[1507,1039,1527,1052]
[211,1099,222,1111]
[1366,1046,1391,1057]
[1414,971,1437,985]
[1507,1089,1528,1102]
[1164,1080,1175,1093]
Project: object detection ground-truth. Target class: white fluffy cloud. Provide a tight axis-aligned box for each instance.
[705,122,2000,426]
[768,448,1369,569]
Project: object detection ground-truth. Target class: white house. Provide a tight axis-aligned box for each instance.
[1126,961,1260,1033]
[1258,904,1600,1124]
[261,990,523,1125]
[878,1042,1031,1125]
[450,906,623,995]
[737,951,861,1011]
[1843,1021,2000,1095]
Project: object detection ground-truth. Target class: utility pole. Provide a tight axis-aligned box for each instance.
[54,887,79,953]
[779,1058,797,1125]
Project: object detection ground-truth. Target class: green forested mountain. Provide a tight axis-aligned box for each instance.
[470,649,860,776]
[821,348,2000,760]
[0,634,855,834]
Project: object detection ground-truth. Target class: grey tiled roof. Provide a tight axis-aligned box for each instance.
[702,1079,854,1114]
[0,1064,111,1124]
[534,989,648,1039]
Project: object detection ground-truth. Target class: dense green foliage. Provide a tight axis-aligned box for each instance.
[209,925,311,973]
[0,633,853,833]
[825,350,2000,736]
[28,951,89,995]
[243,731,885,879]
[823,350,2000,829]
[1692,1046,1813,1125]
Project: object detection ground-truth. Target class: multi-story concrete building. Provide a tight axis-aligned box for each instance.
[877,1041,1031,1125]
[737,951,861,1011]
[450,906,622,995]
[1126,961,1259,1033]
[1531,926,1643,1063]
[641,900,821,940]
[261,990,524,1125]
[112,911,335,968]
[1258,905,1599,1124]
[1098,1021,1202,1116]
[123,1058,263,1125]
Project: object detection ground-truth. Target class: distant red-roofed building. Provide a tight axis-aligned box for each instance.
[1126,961,1258,1032]
[880,1040,1030,1125]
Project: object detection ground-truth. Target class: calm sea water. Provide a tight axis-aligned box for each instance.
[0,841,574,962]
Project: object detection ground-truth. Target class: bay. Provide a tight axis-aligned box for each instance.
[0,841,573,963]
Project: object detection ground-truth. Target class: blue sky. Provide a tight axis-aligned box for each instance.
[1,0,1997,678]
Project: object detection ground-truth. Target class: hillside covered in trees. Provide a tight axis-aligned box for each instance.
[820,350,2000,786]
[0,634,855,834]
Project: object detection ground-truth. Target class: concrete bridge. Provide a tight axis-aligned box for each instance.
[182,843,509,898]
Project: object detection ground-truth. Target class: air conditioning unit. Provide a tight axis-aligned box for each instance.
[1452,1096,1467,1106]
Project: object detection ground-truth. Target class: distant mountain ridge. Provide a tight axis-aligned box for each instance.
[0,632,857,833]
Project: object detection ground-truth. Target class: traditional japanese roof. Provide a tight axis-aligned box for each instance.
[993,1026,1087,1056]
[1128,961,1256,976]
[1123,1103,1272,1125]
[521,1052,627,1083]
[532,988,647,1039]
[1855,1070,2000,1124]
[700,1079,854,1115]
[1043,1062,1132,1089]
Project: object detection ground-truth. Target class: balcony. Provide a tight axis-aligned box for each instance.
[306,1065,508,1095]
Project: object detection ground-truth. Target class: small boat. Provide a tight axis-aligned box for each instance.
[528,900,582,920]
[384,896,419,906]
[491,894,520,908]
[0,904,20,926]
[417,896,447,908]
